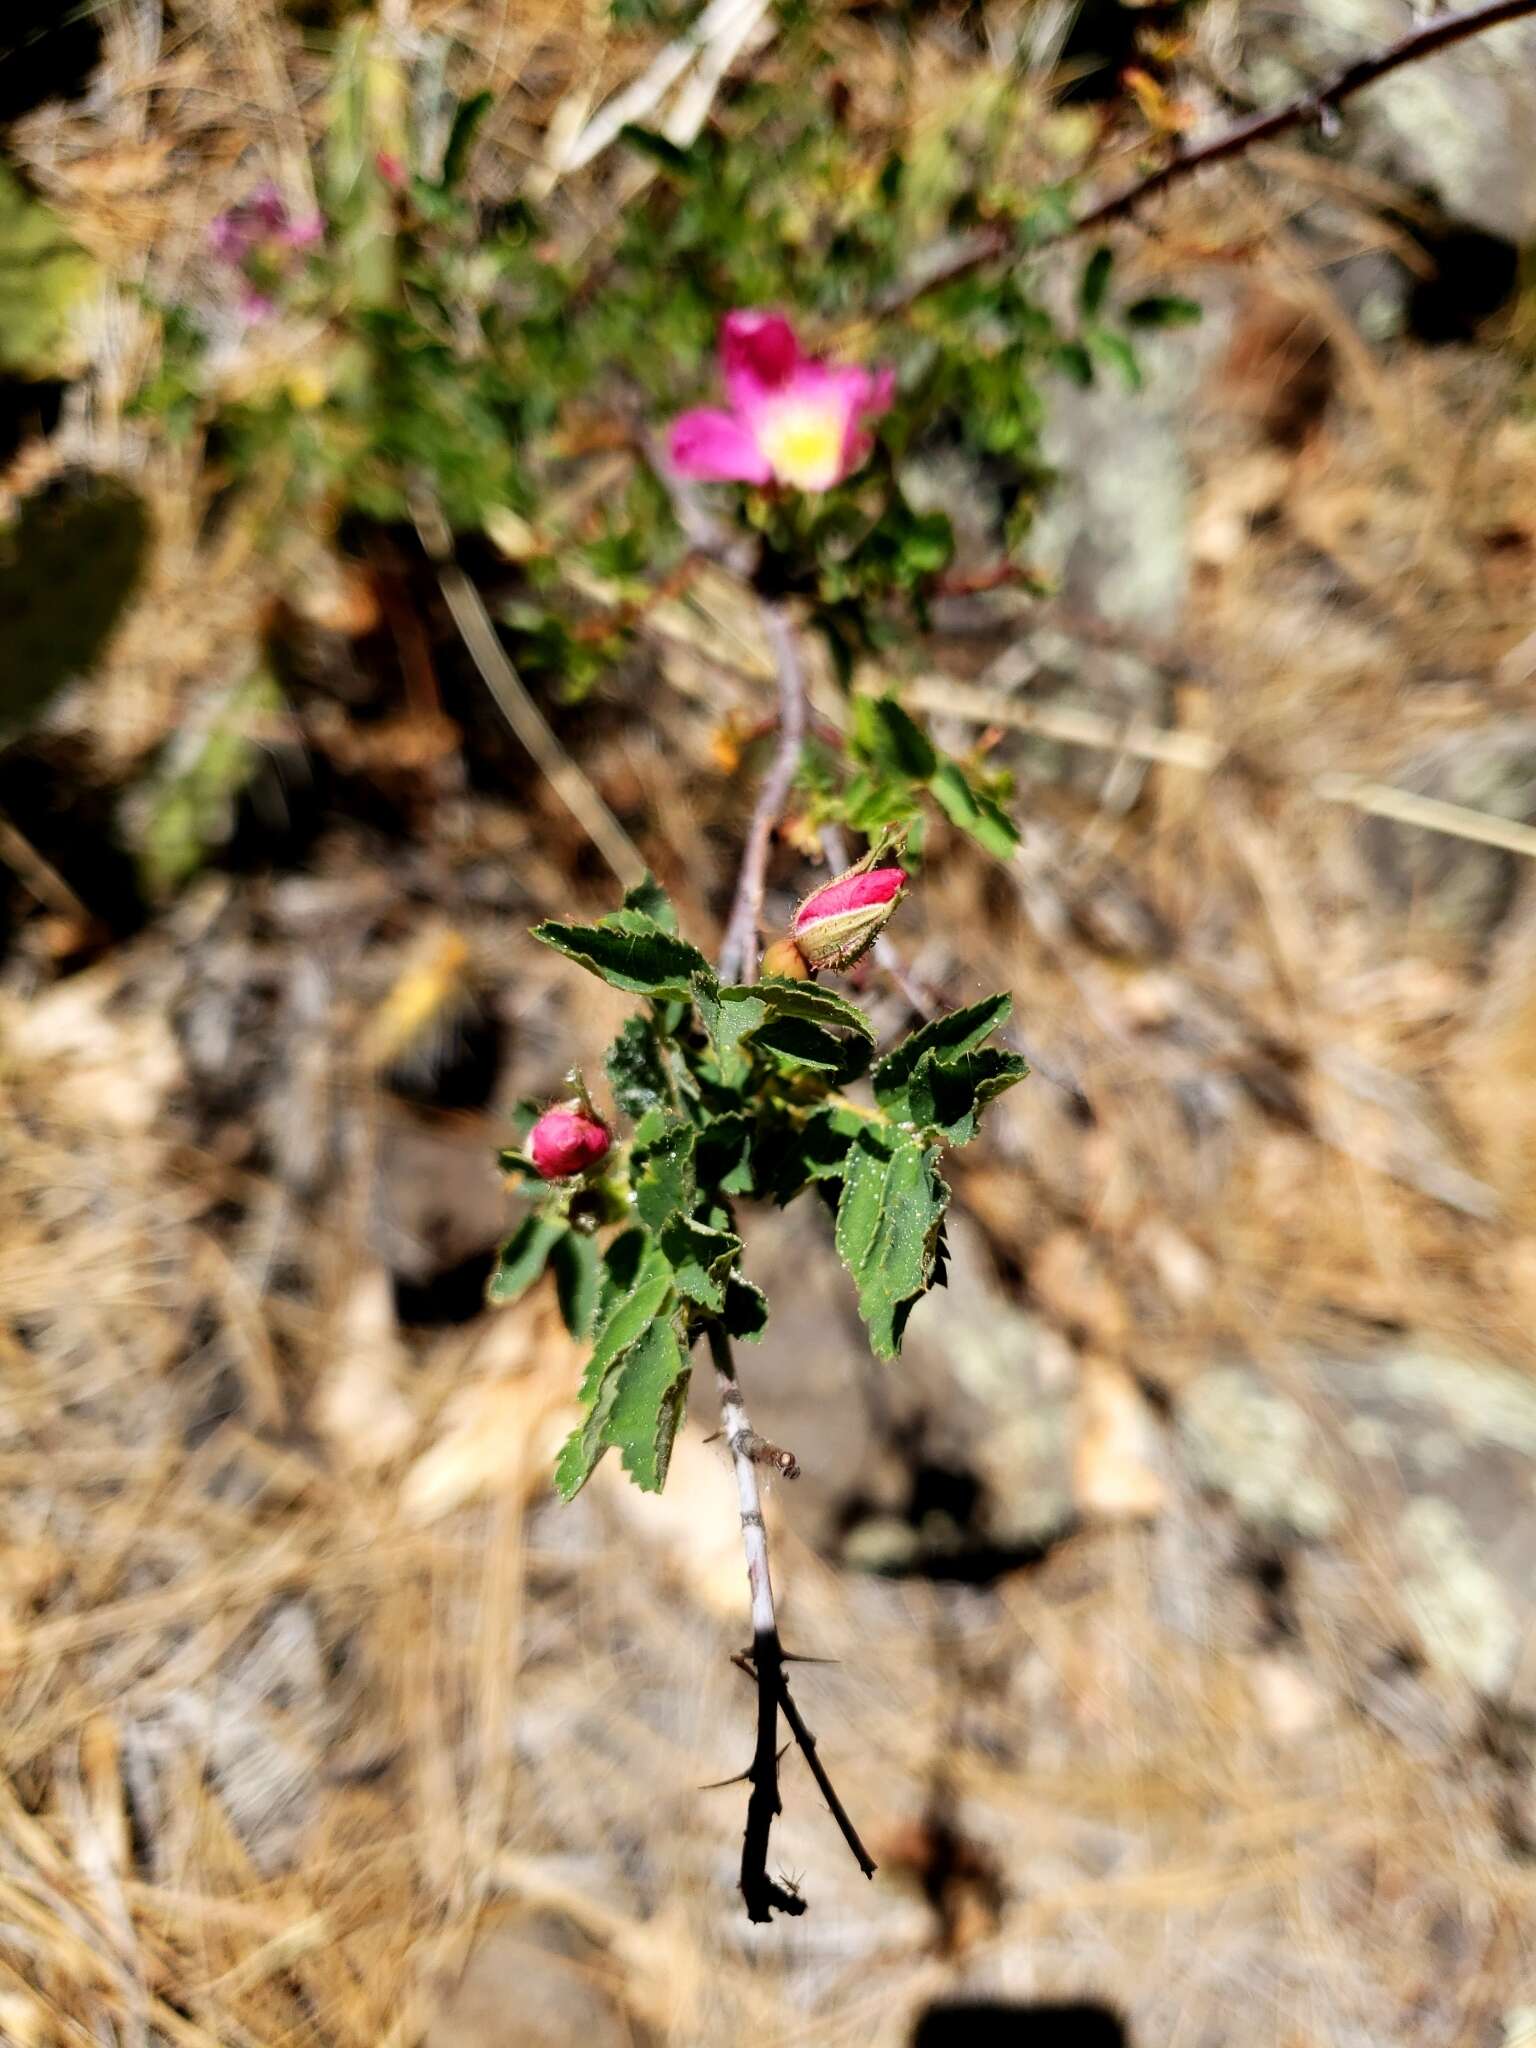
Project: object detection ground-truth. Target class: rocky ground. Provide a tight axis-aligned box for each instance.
[5,4,1536,2045]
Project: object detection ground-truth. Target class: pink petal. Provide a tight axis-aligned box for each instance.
[864,363,896,416]
[279,213,325,251]
[666,407,773,486]
[794,865,907,933]
[834,364,893,478]
[758,360,892,486]
[249,182,289,234]
[721,309,802,410]
[208,212,251,263]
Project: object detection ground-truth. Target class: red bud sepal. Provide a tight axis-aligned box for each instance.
[790,855,907,975]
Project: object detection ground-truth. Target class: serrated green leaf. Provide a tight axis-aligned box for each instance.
[620,873,679,931]
[487,1212,567,1306]
[660,1215,741,1310]
[594,1226,656,1326]
[1079,244,1114,319]
[722,1274,769,1342]
[755,1013,869,1077]
[840,770,923,839]
[508,1098,543,1141]
[607,1314,691,1493]
[533,917,714,998]
[604,1014,673,1119]
[753,1106,857,1204]
[834,1128,950,1357]
[695,974,877,1067]
[904,1044,1029,1144]
[692,978,767,1064]
[696,1112,755,1196]
[1125,293,1202,329]
[873,994,1013,1106]
[550,1228,601,1338]
[632,1118,697,1232]
[928,758,1020,858]
[852,693,938,781]
[749,977,877,1043]
[554,1231,678,1499]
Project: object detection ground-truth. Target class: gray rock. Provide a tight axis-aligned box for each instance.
[1179,1364,1342,1540]
[1178,1345,1536,1704]
[1032,337,1195,639]
[1242,0,1536,243]
[740,1206,1076,1568]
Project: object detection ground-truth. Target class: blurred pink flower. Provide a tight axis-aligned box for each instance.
[209,182,323,317]
[667,310,893,493]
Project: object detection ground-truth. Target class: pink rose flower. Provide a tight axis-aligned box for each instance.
[209,182,323,319]
[528,1106,612,1180]
[667,310,894,493]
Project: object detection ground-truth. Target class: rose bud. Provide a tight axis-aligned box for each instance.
[528,1104,611,1180]
[760,935,811,981]
[791,862,907,974]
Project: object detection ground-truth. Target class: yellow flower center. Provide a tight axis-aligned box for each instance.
[757,400,844,491]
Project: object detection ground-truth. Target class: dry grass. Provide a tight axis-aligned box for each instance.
[5,3,1536,2043]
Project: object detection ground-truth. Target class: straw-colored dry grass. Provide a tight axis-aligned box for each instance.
[5,3,1536,2043]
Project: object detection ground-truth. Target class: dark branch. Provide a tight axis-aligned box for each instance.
[882,0,1536,307]
[772,1662,878,1881]
[1077,0,1536,234]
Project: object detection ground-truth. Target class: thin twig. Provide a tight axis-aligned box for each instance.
[904,673,1221,772]
[1310,772,1536,863]
[706,1322,806,1922]
[1076,0,1536,234]
[769,1659,877,1881]
[708,704,873,1911]
[717,600,808,983]
[880,0,1536,308]
[410,489,647,892]
[901,671,1536,863]
[0,811,93,927]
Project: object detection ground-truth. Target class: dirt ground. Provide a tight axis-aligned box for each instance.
[5,5,1536,2046]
